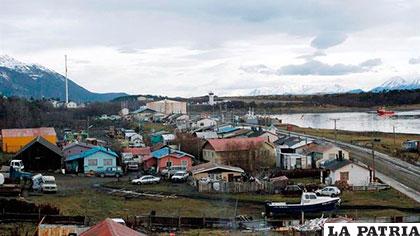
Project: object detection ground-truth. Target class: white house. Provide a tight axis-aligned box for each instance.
[278,153,312,170]
[119,108,129,116]
[322,159,371,187]
[66,101,78,109]
[298,143,350,168]
[193,118,217,129]
[128,133,144,147]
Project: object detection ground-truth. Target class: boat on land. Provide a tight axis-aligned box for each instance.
[377,107,395,116]
[265,192,341,217]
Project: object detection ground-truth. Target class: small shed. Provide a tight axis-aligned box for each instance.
[191,162,244,182]
[14,136,63,171]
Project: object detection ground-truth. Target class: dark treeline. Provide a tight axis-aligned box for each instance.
[0,97,122,130]
[309,89,420,107]
[189,89,420,112]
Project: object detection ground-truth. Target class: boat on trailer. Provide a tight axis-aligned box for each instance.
[265,192,341,217]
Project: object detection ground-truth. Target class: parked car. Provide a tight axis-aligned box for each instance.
[131,175,161,185]
[282,185,303,196]
[171,171,189,182]
[97,167,123,178]
[162,166,187,177]
[198,177,212,184]
[127,161,139,171]
[315,186,341,197]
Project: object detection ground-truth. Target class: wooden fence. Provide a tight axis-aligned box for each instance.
[197,181,275,193]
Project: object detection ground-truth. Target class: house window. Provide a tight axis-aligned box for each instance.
[340,172,349,181]
[166,161,172,167]
[88,159,97,166]
[103,159,113,166]
[181,160,188,166]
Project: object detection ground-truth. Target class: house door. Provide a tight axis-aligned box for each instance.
[228,174,234,182]
[340,171,349,183]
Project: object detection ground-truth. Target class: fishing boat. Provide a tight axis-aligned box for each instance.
[265,192,341,216]
[377,107,395,116]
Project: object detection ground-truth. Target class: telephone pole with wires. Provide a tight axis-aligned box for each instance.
[330,118,340,143]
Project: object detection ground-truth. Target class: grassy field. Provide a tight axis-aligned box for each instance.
[2,175,417,235]
[277,124,420,164]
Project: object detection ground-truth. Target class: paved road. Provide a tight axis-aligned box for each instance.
[277,129,420,203]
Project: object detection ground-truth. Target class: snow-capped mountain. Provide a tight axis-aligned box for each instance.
[249,83,348,96]
[370,76,420,92]
[0,55,127,101]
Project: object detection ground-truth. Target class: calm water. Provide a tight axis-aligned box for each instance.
[271,110,420,134]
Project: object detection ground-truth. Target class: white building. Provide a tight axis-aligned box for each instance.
[278,153,312,169]
[208,92,215,105]
[66,101,78,109]
[193,118,217,129]
[322,160,371,187]
[146,99,187,115]
[119,108,129,116]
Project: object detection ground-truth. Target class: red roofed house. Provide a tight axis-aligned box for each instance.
[202,137,276,172]
[122,147,151,160]
[80,218,147,236]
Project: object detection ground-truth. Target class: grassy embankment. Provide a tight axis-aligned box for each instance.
[26,178,419,224]
[277,124,420,164]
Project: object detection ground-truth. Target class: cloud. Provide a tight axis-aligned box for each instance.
[117,47,139,54]
[239,64,275,75]
[296,50,327,60]
[242,58,382,76]
[409,57,420,64]
[359,58,382,68]
[311,32,348,49]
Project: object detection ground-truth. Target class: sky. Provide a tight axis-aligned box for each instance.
[1,0,420,97]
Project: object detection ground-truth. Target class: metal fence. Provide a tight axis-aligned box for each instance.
[197,181,275,193]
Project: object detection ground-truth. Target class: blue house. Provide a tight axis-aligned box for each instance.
[65,146,119,173]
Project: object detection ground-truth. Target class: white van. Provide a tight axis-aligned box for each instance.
[41,176,58,193]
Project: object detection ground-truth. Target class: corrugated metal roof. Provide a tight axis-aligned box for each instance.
[66,146,118,162]
[80,218,146,236]
[122,147,151,156]
[1,127,56,138]
[151,147,193,159]
[14,136,63,157]
[205,137,267,152]
[216,126,240,134]
[191,162,244,175]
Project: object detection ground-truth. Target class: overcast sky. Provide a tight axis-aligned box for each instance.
[1,0,420,97]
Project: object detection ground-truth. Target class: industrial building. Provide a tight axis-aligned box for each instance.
[146,99,187,115]
[1,127,57,153]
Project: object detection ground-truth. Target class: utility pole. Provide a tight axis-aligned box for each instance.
[64,55,68,105]
[330,118,340,143]
[392,125,396,145]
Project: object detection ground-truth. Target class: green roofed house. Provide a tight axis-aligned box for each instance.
[65,146,118,174]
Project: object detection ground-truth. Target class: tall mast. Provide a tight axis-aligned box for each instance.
[65,55,68,104]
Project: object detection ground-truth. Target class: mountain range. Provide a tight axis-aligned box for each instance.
[249,77,420,96]
[1,55,419,100]
[0,55,127,102]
